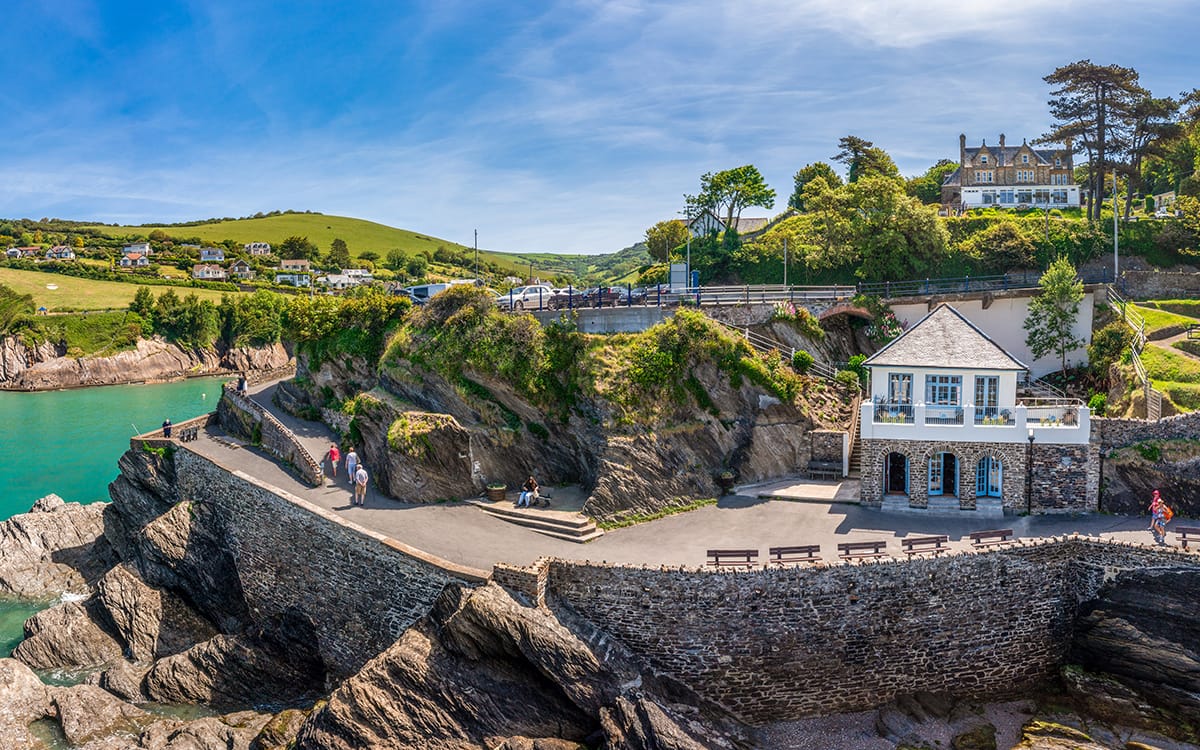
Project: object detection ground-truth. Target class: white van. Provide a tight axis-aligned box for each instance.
[404,283,450,303]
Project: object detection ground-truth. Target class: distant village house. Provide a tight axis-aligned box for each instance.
[275,272,311,287]
[122,242,152,256]
[45,246,75,260]
[229,259,255,279]
[199,247,225,262]
[244,242,272,256]
[120,253,150,268]
[279,259,311,272]
[192,264,227,281]
[941,134,1079,212]
[685,210,769,237]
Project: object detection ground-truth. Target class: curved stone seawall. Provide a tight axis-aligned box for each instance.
[503,540,1198,724]
[172,447,486,681]
[218,386,324,486]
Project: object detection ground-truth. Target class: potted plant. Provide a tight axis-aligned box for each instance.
[486,482,507,502]
[716,470,735,494]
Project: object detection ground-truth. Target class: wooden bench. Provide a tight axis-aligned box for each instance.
[768,545,821,565]
[969,529,1014,547]
[807,460,842,480]
[901,535,950,556]
[706,549,758,568]
[1176,526,1200,549]
[837,540,887,559]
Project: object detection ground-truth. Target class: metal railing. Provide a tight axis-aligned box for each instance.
[712,320,845,385]
[872,402,914,424]
[857,269,1114,299]
[925,406,964,425]
[1106,284,1162,420]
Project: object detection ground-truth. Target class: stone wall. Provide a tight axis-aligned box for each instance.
[173,448,486,680]
[218,386,323,486]
[1093,411,1200,451]
[538,539,1197,724]
[859,437,1097,513]
[1120,270,1200,300]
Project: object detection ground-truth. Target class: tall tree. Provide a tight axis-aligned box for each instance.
[1120,94,1180,218]
[1025,256,1085,372]
[327,238,351,269]
[832,136,899,183]
[1041,60,1143,222]
[906,159,959,204]
[643,219,690,263]
[788,162,842,210]
[696,165,776,231]
[278,235,319,261]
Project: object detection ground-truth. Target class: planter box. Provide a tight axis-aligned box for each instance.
[487,486,507,502]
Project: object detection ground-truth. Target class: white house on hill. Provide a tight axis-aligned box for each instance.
[858,304,1096,516]
[122,242,151,256]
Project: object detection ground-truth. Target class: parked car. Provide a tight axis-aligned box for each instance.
[579,286,625,306]
[495,284,556,310]
[1155,209,1174,219]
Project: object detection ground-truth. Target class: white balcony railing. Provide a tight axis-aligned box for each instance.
[860,400,1090,445]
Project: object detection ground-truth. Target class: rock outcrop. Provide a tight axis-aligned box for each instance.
[0,334,291,391]
[293,582,747,750]
[0,493,114,599]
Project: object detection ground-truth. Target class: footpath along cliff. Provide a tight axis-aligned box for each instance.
[0,334,291,390]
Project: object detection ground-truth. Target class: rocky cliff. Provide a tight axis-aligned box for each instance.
[0,334,291,390]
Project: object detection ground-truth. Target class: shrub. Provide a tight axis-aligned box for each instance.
[792,349,814,374]
[1087,393,1107,416]
[1087,323,1131,378]
[834,369,861,390]
[1135,442,1161,462]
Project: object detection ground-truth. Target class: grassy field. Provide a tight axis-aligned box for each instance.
[1142,299,1200,319]
[1132,305,1197,336]
[0,268,236,311]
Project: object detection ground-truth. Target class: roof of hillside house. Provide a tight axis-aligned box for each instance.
[124,253,145,261]
[731,217,769,233]
[864,304,1027,371]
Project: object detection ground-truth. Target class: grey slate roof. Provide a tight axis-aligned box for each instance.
[864,304,1027,371]
[963,145,1057,166]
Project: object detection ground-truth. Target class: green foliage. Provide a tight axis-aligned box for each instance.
[834,369,861,390]
[643,220,690,263]
[692,165,776,230]
[1135,441,1161,462]
[387,413,453,456]
[277,235,320,261]
[1141,344,1200,383]
[905,159,958,205]
[792,349,814,374]
[770,301,825,341]
[1088,393,1108,416]
[1025,257,1084,372]
[962,221,1036,272]
[284,286,411,366]
[832,135,899,183]
[597,498,718,530]
[789,162,842,210]
[845,354,868,388]
[0,283,35,333]
[1088,323,1132,377]
[526,421,550,441]
[327,237,351,268]
[1132,305,1195,335]
[151,289,220,348]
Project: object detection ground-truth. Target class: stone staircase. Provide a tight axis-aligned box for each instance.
[847,439,862,478]
[470,500,604,543]
[880,495,1004,518]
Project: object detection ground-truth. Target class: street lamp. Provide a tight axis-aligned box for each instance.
[1025,427,1035,515]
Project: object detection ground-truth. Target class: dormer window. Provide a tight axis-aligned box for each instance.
[980,155,988,165]
[1055,157,1061,167]
[1022,154,1029,164]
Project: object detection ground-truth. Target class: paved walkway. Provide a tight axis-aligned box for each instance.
[181,381,1188,573]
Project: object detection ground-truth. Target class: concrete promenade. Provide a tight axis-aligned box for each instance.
[182,381,1185,571]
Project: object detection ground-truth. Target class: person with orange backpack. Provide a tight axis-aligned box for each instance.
[1149,489,1173,544]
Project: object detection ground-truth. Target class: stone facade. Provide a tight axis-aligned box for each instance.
[533,539,1197,724]
[172,448,484,681]
[859,437,1098,514]
[1120,270,1200,301]
[1093,411,1200,451]
[809,429,846,465]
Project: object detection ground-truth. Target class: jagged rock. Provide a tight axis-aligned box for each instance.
[484,739,585,750]
[1071,567,1200,736]
[96,563,219,661]
[144,633,323,711]
[951,721,997,750]
[137,710,272,750]
[50,683,154,746]
[0,657,52,725]
[598,695,720,750]
[1011,720,1108,750]
[87,658,149,702]
[30,493,66,513]
[12,599,123,670]
[252,708,312,750]
[0,496,115,598]
[0,335,290,391]
[874,703,921,745]
[294,583,745,750]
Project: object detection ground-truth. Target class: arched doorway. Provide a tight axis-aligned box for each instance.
[884,452,909,496]
[976,456,1002,498]
[928,452,959,497]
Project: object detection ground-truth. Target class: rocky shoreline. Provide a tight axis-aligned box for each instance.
[0,334,292,391]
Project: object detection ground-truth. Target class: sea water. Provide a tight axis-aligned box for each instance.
[0,376,226,652]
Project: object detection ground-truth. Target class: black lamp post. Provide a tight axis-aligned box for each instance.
[1026,428,1035,514]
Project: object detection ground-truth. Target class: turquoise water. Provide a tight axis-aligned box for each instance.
[0,377,225,520]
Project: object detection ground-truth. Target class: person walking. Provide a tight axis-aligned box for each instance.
[354,464,369,506]
[345,447,359,482]
[1149,489,1172,544]
[327,444,341,478]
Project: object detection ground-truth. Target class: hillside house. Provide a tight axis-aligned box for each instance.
[120,253,150,268]
[200,247,225,262]
[5,248,22,258]
[45,246,75,260]
[245,242,272,255]
[122,242,152,256]
[858,304,1095,516]
[318,274,354,291]
[192,264,227,281]
[685,210,769,237]
[279,259,311,272]
[13,246,42,258]
[229,259,255,279]
[275,272,311,287]
[941,134,1079,212]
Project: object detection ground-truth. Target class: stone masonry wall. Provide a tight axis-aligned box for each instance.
[173,448,484,680]
[859,438,1027,511]
[809,429,846,464]
[1030,441,1100,513]
[1093,411,1200,451]
[542,539,1198,724]
[1120,270,1200,300]
[218,386,324,485]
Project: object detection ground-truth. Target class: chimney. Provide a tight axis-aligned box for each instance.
[999,133,1006,149]
[959,134,966,168]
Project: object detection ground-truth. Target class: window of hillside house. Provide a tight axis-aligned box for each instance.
[999,190,1015,204]
[977,171,993,183]
[980,155,988,164]
[1022,154,1029,163]
[925,375,961,405]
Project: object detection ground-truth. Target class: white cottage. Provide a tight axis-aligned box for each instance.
[858,304,1096,516]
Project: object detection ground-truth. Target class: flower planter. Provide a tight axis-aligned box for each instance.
[487,485,507,502]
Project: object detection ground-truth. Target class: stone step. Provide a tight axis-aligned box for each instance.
[470,501,604,543]
[469,500,595,529]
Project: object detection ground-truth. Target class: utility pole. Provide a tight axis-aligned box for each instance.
[474,229,478,279]
[1112,170,1119,282]
[783,237,788,288]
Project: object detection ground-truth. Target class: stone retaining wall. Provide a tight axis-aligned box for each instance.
[1093,412,1200,451]
[533,539,1196,724]
[1120,270,1200,300]
[218,386,324,486]
[174,448,486,681]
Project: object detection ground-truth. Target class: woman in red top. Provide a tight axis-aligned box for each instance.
[328,444,341,478]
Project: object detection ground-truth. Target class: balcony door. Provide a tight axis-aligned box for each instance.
[974,375,999,420]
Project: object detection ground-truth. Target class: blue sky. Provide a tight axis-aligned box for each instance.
[0,1,1195,254]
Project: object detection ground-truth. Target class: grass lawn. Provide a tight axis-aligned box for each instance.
[1142,299,1200,319]
[1141,344,1200,383]
[1132,305,1196,336]
[0,267,236,311]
